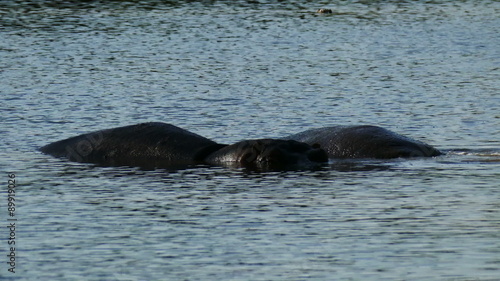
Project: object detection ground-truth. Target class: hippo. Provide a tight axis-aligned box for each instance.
[316,8,333,14]
[283,125,442,159]
[39,122,328,170]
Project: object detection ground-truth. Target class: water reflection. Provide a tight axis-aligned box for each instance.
[3,0,499,279]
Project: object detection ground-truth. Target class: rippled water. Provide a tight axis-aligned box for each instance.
[1,0,499,280]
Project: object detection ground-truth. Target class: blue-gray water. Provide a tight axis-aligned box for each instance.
[1,0,499,280]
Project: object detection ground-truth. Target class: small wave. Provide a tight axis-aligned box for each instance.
[444,149,500,163]
[446,149,500,157]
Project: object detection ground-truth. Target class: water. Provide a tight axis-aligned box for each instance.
[1,0,499,280]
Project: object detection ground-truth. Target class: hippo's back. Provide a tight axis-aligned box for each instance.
[284,125,442,159]
[39,122,222,166]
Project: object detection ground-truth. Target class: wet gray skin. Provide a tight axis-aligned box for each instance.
[284,125,442,159]
[39,123,328,170]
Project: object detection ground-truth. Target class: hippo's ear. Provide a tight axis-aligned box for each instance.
[312,143,321,149]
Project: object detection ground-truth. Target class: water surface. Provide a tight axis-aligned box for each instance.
[1,0,499,280]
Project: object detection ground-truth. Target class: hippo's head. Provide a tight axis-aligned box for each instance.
[205,139,328,170]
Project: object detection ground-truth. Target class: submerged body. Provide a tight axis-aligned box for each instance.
[39,122,328,170]
[283,125,442,159]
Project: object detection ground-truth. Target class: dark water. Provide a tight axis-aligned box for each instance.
[1,0,499,280]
